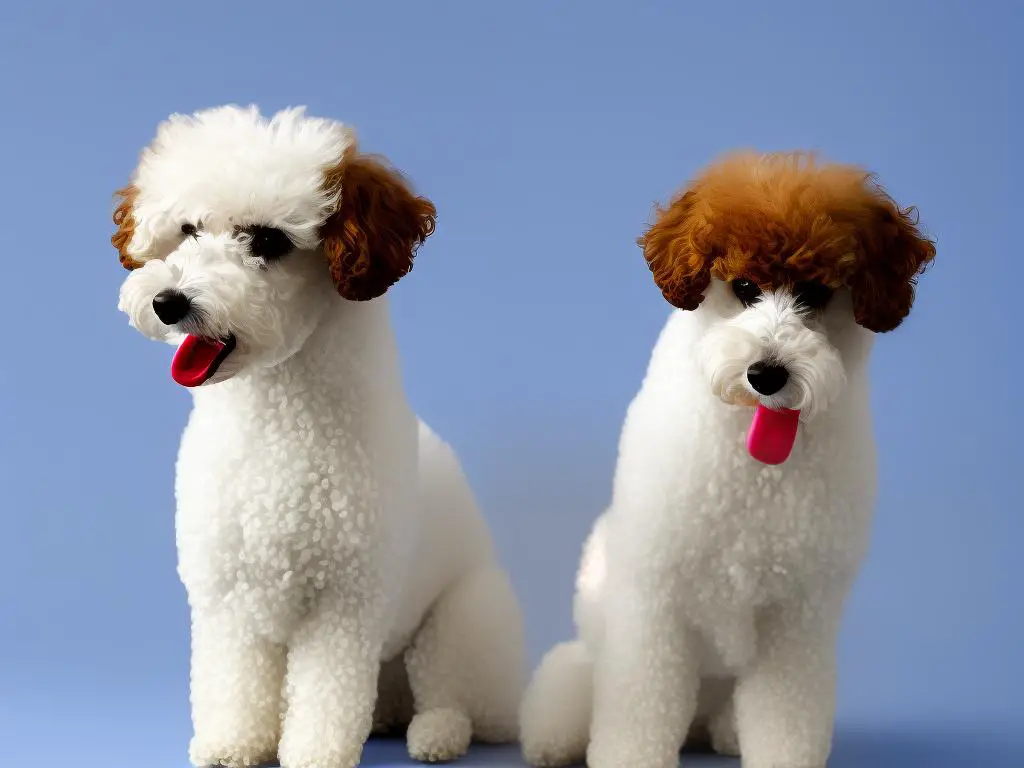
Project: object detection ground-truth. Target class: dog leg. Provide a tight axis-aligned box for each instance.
[587,588,700,768]
[706,691,740,757]
[373,654,414,735]
[188,609,286,768]
[277,590,384,768]
[404,565,525,762]
[733,600,841,768]
[683,676,740,758]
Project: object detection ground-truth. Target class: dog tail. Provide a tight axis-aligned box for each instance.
[519,639,594,767]
[520,513,608,766]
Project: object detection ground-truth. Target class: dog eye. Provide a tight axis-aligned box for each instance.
[246,226,294,262]
[181,222,200,237]
[793,280,834,310]
[731,278,763,307]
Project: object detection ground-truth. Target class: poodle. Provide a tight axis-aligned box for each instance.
[114,104,524,768]
[520,151,936,768]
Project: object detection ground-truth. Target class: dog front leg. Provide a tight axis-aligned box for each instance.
[188,608,287,768]
[587,585,700,768]
[278,588,384,768]
[733,598,843,768]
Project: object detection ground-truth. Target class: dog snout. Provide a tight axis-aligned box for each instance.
[747,361,789,396]
[152,289,192,326]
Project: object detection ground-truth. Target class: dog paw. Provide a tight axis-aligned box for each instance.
[276,734,365,768]
[586,739,679,768]
[521,740,581,768]
[708,703,740,757]
[406,708,472,763]
[189,736,277,768]
[278,745,363,768]
[709,723,740,757]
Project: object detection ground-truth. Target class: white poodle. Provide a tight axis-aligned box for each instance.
[520,152,936,768]
[114,104,524,768]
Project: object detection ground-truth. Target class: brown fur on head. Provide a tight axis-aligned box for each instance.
[638,151,936,332]
[112,185,143,270]
[110,142,436,303]
[320,148,437,301]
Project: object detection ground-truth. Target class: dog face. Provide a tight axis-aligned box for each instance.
[114,105,436,386]
[639,151,935,419]
[691,278,856,419]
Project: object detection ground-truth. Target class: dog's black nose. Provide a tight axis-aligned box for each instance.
[152,289,192,325]
[747,361,789,396]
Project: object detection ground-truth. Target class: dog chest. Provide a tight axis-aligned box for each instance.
[618,387,875,606]
[614,437,872,614]
[175,402,389,602]
[674,460,870,610]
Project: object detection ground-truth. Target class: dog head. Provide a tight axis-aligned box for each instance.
[114,104,436,387]
[638,151,935,442]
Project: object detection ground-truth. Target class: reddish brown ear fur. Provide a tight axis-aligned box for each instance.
[112,185,144,270]
[637,154,936,332]
[638,190,711,311]
[846,191,936,332]
[320,154,437,301]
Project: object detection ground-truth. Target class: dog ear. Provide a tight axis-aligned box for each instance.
[847,189,936,333]
[637,190,712,311]
[112,184,145,270]
[320,154,437,301]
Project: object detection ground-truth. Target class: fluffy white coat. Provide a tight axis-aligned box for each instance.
[520,280,878,768]
[116,105,524,768]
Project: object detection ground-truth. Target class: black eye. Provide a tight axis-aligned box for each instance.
[181,222,199,237]
[246,225,294,262]
[793,280,834,311]
[731,278,763,307]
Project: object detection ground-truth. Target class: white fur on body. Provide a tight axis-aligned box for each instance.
[116,105,523,768]
[521,281,878,768]
[177,300,523,768]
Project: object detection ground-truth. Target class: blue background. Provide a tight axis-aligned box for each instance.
[0,1,1020,765]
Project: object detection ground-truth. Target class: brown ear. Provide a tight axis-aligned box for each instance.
[637,190,712,311]
[848,190,936,333]
[112,185,144,270]
[320,154,437,301]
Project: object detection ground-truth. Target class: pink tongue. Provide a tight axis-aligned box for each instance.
[747,405,801,465]
[171,335,225,388]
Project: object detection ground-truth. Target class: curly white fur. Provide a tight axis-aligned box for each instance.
[116,105,524,768]
[520,278,878,768]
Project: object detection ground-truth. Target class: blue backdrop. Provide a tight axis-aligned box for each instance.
[0,1,1020,766]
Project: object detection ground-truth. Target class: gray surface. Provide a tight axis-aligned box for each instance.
[353,730,1024,767]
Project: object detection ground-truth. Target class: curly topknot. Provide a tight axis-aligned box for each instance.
[638,151,936,332]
